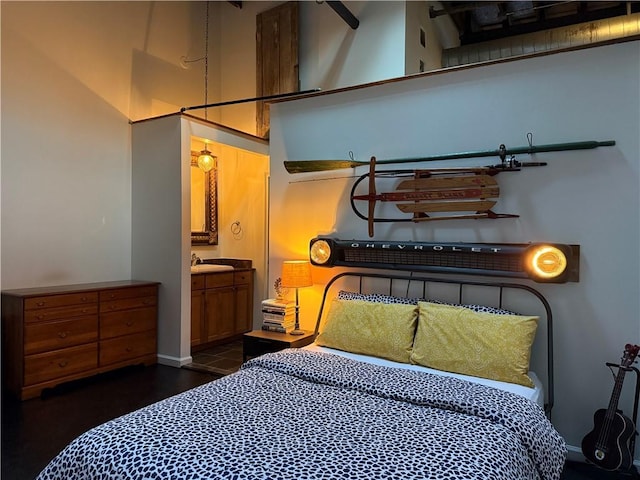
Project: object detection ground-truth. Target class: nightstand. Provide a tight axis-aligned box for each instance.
[243,329,315,362]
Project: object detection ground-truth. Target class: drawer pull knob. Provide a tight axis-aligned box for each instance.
[58,361,68,368]
[81,297,88,302]
[37,315,46,320]
[126,320,133,327]
[125,347,132,352]
[37,301,45,307]
[57,331,68,339]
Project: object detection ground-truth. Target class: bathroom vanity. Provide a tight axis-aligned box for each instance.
[1,280,159,400]
[190,260,254,350]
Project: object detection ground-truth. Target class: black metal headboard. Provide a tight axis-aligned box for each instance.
[314,270,555,416]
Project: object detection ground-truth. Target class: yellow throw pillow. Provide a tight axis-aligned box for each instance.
[316,299,418,363]
[411,301,538,387]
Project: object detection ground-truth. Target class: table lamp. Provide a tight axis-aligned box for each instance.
[280,260,312,335]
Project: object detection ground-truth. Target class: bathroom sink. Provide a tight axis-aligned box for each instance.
[190,264,234,274]
[202,258,252,269]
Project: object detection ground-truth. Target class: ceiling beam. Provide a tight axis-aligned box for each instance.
[326,1,359,29]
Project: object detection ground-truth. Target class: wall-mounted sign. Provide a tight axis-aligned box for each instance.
[309,237,579,283]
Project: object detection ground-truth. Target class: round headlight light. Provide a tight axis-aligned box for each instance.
[310,239,331,265]
[527,245,567,279]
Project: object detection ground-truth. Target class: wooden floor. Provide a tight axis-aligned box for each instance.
[1,341,632,480]
[2,363,219,479]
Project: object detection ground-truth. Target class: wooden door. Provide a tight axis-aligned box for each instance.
[256,1,299,138]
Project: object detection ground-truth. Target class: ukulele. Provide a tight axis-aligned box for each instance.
[581,343,640,471]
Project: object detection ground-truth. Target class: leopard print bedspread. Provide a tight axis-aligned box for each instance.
[37,349,566,480]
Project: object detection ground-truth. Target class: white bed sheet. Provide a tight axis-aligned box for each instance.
[303,343,544,407]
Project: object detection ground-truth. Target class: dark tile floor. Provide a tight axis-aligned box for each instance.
[1,339,631,480]
[184,339,244,375]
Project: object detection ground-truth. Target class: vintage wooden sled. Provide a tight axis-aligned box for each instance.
[351,157,540,237]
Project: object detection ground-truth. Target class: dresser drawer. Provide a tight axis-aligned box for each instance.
[99,286,157,302]
[100,307,156,339]
[24,304,99,324]
[100,296,157,313]
[205,272,234,288]
[24,292,98,311]
[24,343,98,385]
[191,275,205,290]
[24,317,98,355]
[234,271,253,285]
[99,330,156,366]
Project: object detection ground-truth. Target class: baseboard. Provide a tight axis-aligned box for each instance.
[566,444,640,467]
[157,354,193,367]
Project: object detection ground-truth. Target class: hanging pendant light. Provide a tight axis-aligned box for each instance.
[197,143,216,172]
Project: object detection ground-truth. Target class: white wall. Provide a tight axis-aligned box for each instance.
[1,1,209,290]
[131,115,187,365]
[299,1,407,90]
[268,41,640,457]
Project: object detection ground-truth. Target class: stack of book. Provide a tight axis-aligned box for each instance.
[261,299,295,333]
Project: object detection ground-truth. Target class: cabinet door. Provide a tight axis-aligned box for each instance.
[204,286,236,342]
[234,283,253,334]
[191,291,205,346]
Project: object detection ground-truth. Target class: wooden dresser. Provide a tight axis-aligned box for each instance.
[2,280,159,400]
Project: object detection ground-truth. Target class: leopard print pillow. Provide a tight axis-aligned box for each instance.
[337,290,516,315]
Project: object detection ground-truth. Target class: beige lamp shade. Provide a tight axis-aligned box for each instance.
[280,260,312,288]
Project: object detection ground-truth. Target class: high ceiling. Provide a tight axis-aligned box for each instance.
[430,1,640,45]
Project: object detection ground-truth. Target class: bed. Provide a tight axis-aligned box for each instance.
[36,271,567,480]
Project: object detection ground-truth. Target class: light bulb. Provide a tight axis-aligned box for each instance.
[310,239,331,265]
[527,245,567,279]
[197,149,215,172]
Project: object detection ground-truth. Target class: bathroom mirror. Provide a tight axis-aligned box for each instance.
[191,152,218,245]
